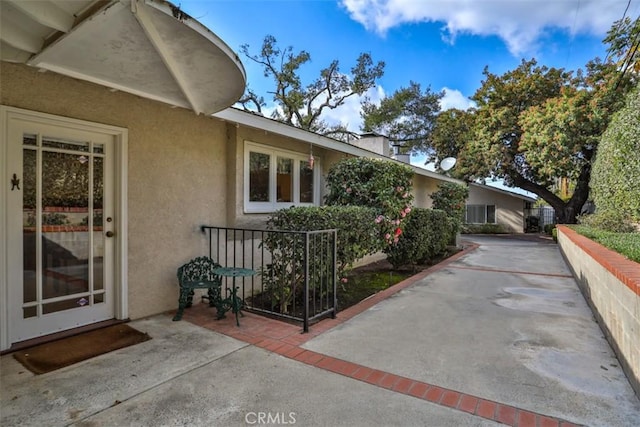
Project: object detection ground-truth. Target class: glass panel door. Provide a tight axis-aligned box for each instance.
[8,116,115,343]
[23,135,107,317]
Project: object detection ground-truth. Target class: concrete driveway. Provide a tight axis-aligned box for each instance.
[2,235,639,426]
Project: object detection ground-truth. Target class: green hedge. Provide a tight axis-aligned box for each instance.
[590,85,640,224]
[578,211,635,233]
[430,182,469,243]
[385,208,454,269]
[572,225,640,263]
[266,205,380,277]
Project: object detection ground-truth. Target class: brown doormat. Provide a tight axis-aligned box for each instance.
[13,324,151,375]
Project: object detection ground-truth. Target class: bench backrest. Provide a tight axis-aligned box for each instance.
[177,256,222,285]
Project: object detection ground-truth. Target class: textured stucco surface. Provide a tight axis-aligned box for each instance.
[467,185,526,233]
[1,62,228,320]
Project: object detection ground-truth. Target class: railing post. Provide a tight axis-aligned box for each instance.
[303,231,310,333]
[332,229,337,318]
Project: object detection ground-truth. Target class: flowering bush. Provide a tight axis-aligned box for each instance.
[325,158,414,246]
[385,208,454,269]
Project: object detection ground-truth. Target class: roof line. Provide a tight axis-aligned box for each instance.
[470,182,537,201]
[212,107,463,184]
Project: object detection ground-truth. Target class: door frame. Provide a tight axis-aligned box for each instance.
[0,106,129,351]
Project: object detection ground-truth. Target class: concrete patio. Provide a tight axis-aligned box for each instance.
[1,235,639,426]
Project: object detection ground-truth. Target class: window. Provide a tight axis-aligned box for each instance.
[465,205,496,224]
[245,142,319,212]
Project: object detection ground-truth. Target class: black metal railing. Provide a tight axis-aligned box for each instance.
[201,226,337,332]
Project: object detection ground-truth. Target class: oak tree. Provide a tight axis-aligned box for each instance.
[360,81,442,153]
[239,35,385,140]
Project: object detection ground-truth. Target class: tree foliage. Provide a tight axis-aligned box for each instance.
[517,59,634,223]
[429,53,635,223]
[361,81,442,153]
[427,108,475,177]
[604,16,640,76]
[239,35,384,140]
[467,59,571,184]
[589,84,640,225]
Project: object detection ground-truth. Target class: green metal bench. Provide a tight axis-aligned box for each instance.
[172,256,223,321]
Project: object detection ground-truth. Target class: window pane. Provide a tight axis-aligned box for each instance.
[465,205,486,224]
[299,160,314,203]
[43,137,90,152]
[23,134,37,146]
[249,152,270,202]
[94,293,105,304]
[487,205,496,223]
[42,151,89,299]
[277,157,293,202]
[23,306,37,318]
[43,297,91,314]
[94,157,104,291]
[23,147,37,304]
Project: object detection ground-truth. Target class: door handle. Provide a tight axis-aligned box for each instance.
[105,231,115,238]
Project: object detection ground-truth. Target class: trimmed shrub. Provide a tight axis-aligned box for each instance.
[577,211,635,233]
[385,208,453,269]
[325,157,414,245]
[265,205,380,278]
[430,182,469,242]
[572,225,640,263]
[590,85,640,224]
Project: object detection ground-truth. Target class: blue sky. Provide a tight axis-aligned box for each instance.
[180,0,639,196]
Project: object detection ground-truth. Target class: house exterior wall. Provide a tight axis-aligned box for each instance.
[412,174,439,209]
[467,185,526,233]
[1,62,228,320]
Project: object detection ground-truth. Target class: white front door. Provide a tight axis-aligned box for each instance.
[3,109,125,345]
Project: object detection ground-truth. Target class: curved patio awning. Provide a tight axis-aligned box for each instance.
[0,0,246,115]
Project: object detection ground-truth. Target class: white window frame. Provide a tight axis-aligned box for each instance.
[465,204,497,224]
[244,141,320,213]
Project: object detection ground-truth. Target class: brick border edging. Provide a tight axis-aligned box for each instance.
[256,342,581,427]
[557,225,639,296]
[556,225,640,399]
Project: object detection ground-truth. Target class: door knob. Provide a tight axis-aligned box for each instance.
[105,231,115,238]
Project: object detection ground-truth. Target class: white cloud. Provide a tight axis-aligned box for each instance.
[439,87,475,110]
[322,85,476,134]
[340,0,633,56]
